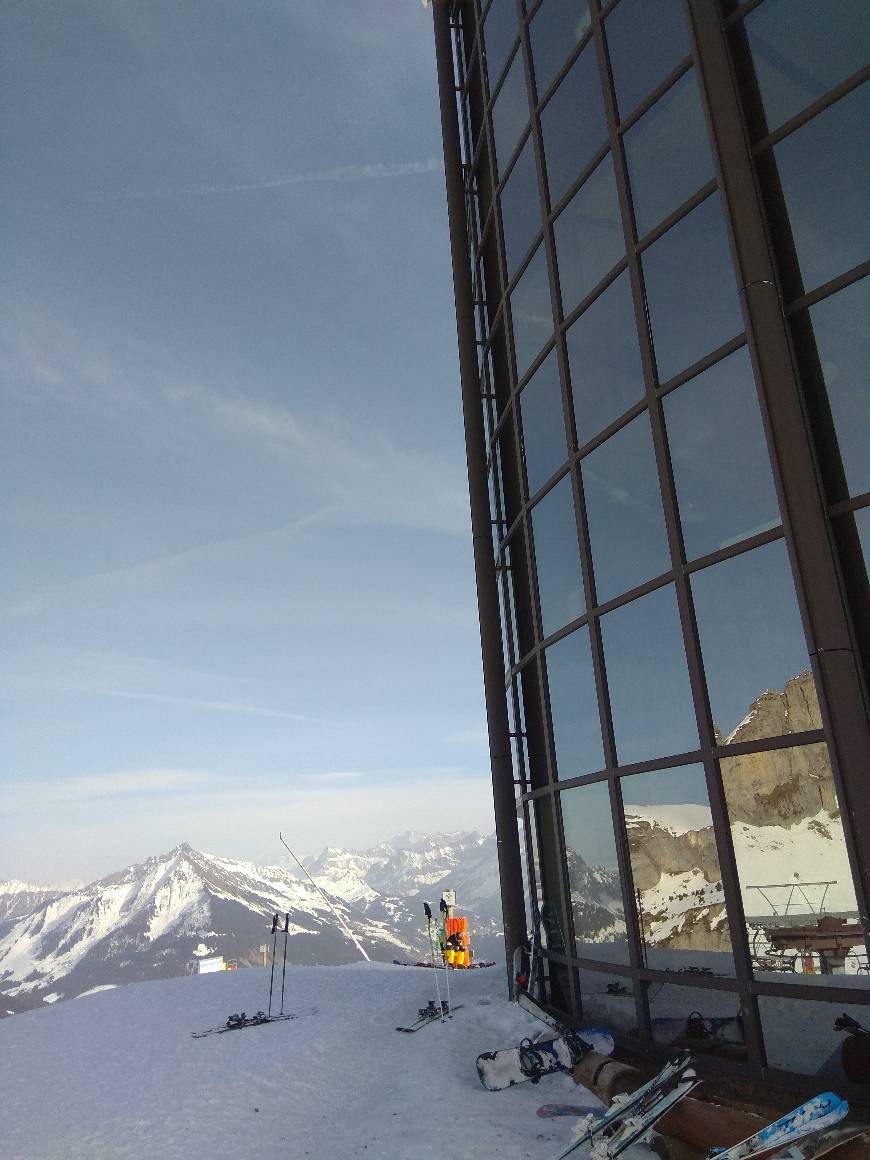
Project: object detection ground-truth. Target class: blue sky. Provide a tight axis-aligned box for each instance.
[1,0,496,881]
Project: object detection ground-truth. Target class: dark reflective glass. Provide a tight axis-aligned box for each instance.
[496,550,515,673]
[650,985,746,1059]
[486,319,512,418]
[507,525,536,658]
[691,540,814,743]
[622,764,733,975]
[531,474,585,638]
[721,742,861,983]
[540,42,607,208]
[491,49,530,177]
[623,70,713,238]
[602,584,699,765]
[605,0,690,121]
[520,349,569,496]
[529,0,593,101]
[566,270,644,442]
[533,796,572,968]
[561,781,630,963]
[743,0,870,133]
[500,138,543,281]
[760,995,870,1077]
[857,506,870,573]
[579,967,636,1033]
[643,193,743,383]
[482,0,520,89]
[510,244,553,383]
[807,277,870,498]
[582,411,671,603]
[774,82,870,295]
[664,347,781,561]
[546,626,604,780]
[520,661,550,790]
[554,155,624,318]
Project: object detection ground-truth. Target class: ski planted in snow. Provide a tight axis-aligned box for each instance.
[703,1092,849,1160]
[192,1006,317,1039]
[396,1001,464,1033]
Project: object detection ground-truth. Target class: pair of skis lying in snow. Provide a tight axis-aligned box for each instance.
[191,1006,317,1038]
[477,992,854,1160]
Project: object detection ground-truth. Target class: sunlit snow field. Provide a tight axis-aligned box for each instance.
[0,962,656,1160]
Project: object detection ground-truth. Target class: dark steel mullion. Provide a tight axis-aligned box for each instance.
[596,0,760,1059]
[711,729,825,761]
[829,494,870,519]
[750,64,870,156]
[635,179,717,253]
[688,0,870,952]
[783,260,870,317]
[657,334,747,396]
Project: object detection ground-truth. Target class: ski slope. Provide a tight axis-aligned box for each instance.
[0,961,656,1160]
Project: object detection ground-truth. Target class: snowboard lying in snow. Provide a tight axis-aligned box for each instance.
[477,1026,614,1091]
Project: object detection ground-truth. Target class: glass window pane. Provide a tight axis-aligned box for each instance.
[546,626,604,780]
[491,49,530,178]
[540,42,607,208]
[743,0,870,133]
[582,411,671,603]
[529,0,593,100]
[500,138,543,281]
[774,82,870,295]
[605,0,690,121]
[623,70,714,238]
[857,506,870,572]
[566,270,645,442]
[721,742,862,983]
[532,796,573,967]
[554,155,624,317]
[579,967,636,1033]
[506,525,536,659]
[561,781,629,963]
[643,193,743,383]
[482,0,519,89]
[530,474,585,638]
[650,984,746,1059]
[760,996,870,1080]
[622,764,733,974]
[807,277,870,499]
[510,244,553,384]
[602,584,699,764]
[520,349,568,496]
[664,347,781,561]
[691,540,815,743]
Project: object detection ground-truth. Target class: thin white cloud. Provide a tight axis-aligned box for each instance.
[87,158,443,201]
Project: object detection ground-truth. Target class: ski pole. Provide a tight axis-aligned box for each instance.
[423,902,445,1020]
[267,913,279,1017]
[439,898,452,1015]
[279,912,289,1015]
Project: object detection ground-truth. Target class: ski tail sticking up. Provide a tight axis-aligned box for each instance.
[703,1092,849,1160]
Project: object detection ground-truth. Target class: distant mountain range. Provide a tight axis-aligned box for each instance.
[0,832,504,1016]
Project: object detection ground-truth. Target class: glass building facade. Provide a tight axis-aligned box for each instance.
[433,0,869,1089]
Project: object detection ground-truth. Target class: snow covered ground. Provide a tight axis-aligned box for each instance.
[0,961,655,1160]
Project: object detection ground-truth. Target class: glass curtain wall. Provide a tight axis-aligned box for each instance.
[443,0,869,1086]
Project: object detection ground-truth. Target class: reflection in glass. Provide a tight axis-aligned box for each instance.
[650,985,746,1060]
[605,0,690,121]
[774,82,870,295]
[743,0,870,133]
[566,270,644,443]
[691,540,814,742]
[760,995,870,1080]
[624,70,713,238]
[520,349,568,496]
[561,781,629,963]
[582,411,670,604]
[546,626,604,781]
[644,194,743,383]
[510,244,553,384]
[520,662,549,791]
[579,967,636,1033]
[602,585,699,765]
[533,796,571,966]
[491,49,530,177]
[856,506,870,573]
[665,347,780,561]
[807,276,870,499]
[529,0,593,101]
[554,156,624,318]
[622,764,733,974]
[721,743,862,984]
[530,474,584,638]
[540,42,607,208]
[482,0,519,90]
[506,526,535,659]
[500,138,543,281]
